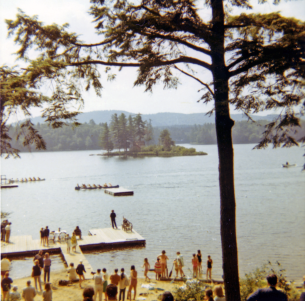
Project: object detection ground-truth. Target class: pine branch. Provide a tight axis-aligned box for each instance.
[140,31,211,56]
[174,65,214,96]
[69,56,212,70]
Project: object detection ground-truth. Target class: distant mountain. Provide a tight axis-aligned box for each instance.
[24,110,290,127]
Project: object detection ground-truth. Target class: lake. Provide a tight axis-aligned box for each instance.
[1,144,304,281]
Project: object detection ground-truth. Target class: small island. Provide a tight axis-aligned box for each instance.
[100,145,207,157]
[98,113,207,157]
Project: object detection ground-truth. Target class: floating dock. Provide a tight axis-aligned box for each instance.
[0,184,18,189]
[1,227,145,259]
[104,187,134,196]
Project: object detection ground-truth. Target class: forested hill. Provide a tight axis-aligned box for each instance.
[8,120,305,153]
[26,110,287,127]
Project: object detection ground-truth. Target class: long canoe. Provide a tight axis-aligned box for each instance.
[75,185,119,190]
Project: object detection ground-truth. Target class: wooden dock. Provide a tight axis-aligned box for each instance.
[104,187,134,196]
[1,227,145,259]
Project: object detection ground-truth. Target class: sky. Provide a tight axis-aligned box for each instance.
[1,0,304,118]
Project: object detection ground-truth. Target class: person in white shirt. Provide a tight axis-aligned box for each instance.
[67,263,77,283]
[118,268,128,301]
[93,269,104,301]
[5,223,11,243]
[1,257,11,280]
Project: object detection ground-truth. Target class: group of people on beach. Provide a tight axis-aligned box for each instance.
[66,262,138,301]
[143,250,213,281]
[0,250,52,301]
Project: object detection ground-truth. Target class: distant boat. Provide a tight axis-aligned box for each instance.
[75,185,119,190]
[9,178,45,183]
[282,163,296,168]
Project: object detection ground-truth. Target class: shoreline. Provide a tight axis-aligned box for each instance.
[8,269,186,301]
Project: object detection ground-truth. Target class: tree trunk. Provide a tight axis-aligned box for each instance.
[210,0,241,300]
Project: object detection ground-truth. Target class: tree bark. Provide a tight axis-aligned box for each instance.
[211,0,241,300]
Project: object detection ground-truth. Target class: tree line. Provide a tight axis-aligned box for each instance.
[7,118,302,153]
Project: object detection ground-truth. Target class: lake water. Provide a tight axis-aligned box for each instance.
[1,144,304,281]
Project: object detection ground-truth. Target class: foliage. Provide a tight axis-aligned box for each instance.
[7,120,304,153]
[173,280,211,301]
[1,212,10,219]
[100,123,113,154]
[131,144,206,156]
[159,129,175,151]
[240,261,301,301]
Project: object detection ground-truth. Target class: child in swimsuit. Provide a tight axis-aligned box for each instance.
[142,258,150,281]
[192,254,198,278]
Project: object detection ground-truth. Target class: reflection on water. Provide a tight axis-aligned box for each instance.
[1,144,305,280]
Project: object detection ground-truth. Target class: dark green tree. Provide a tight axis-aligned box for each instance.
[110,113,120,151]
[118,113,129,152]
[4,3,305,300]
[134,114,146,143]
[159,129,175,151]
[127,115,136,148]
[100,123,113,154]
[144,119,154,145]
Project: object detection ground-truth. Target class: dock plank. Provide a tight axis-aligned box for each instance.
[60,244,93,276]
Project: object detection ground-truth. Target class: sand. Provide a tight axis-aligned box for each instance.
[10,270,185,301]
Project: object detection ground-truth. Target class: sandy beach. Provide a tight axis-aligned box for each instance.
[9,270,185,301]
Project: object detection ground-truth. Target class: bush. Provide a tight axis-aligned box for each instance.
[173,280,211,301]
[240,261,301,301]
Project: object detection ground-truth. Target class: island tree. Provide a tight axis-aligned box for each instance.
[3,1,305,300]
[100,123,113,154]
[159,129,175,151]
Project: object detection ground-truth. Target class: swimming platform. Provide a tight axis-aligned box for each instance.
[1,227,145,274]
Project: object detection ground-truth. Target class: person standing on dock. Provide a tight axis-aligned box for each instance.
[5,223,11,243]
[71,233,78,253]
[206,255,213,280]
[1,220,7,241]
[44,226,50,247]
[76,261,86,289]
[110,210,118,229]
[40,228,45,246]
